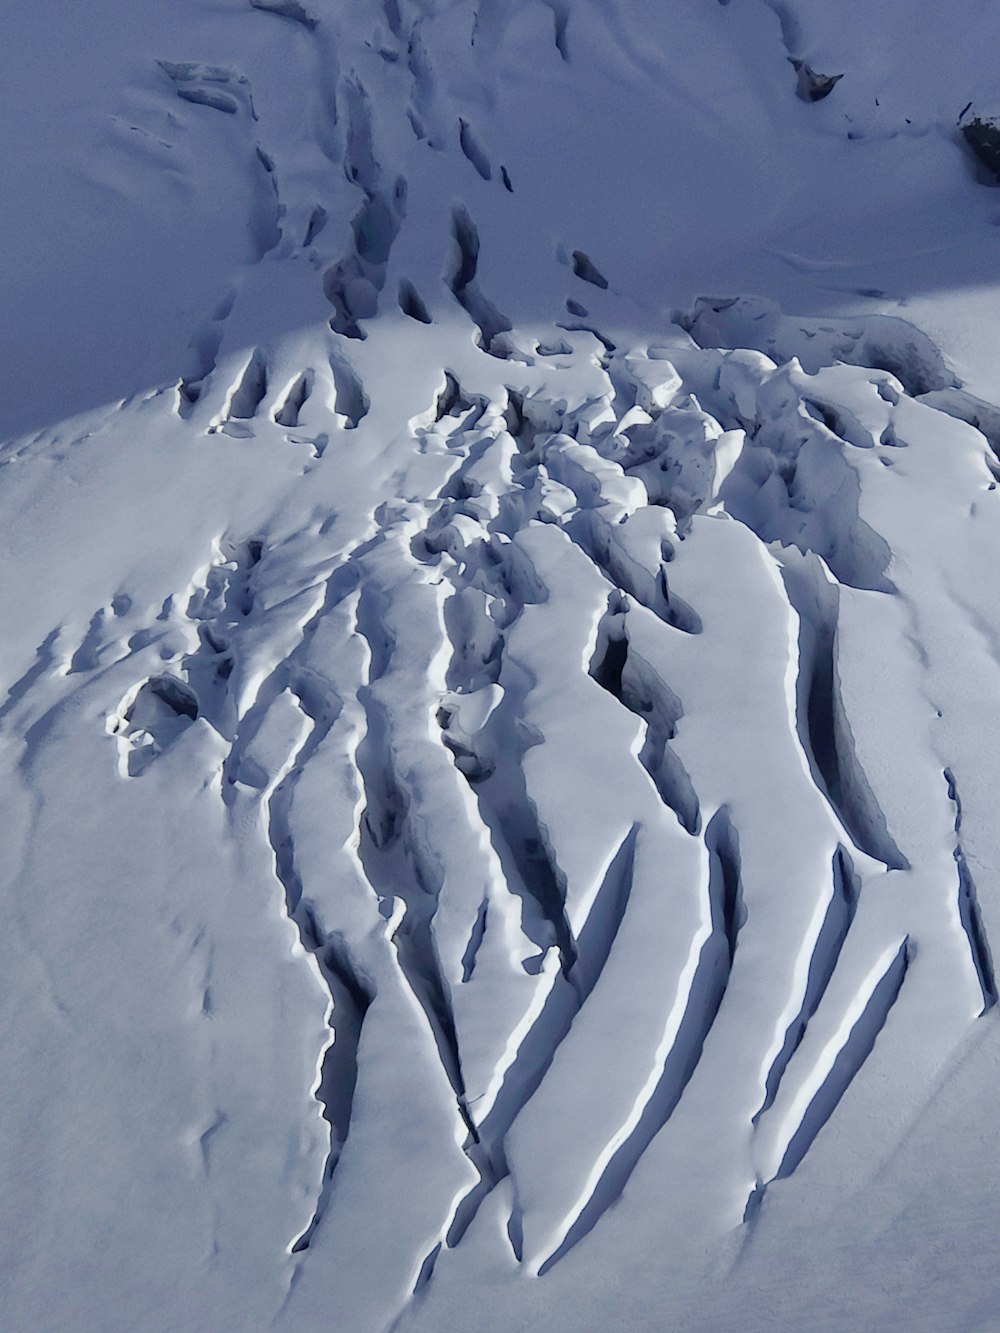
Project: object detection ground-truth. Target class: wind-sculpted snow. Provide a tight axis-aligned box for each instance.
[7,0,1000,1329]
[4,284,1000,1328]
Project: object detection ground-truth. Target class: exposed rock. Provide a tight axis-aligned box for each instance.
[790,58,843,103]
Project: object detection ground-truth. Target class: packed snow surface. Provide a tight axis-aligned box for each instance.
[5,1,1000,1329]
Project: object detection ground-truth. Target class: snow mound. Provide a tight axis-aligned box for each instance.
[6,1,1000,1330]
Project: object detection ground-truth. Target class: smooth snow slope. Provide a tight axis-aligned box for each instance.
[4,2,1000,1330]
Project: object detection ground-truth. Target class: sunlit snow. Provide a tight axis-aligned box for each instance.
[4,2,1000,1329]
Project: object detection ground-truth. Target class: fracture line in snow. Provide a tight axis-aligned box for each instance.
[528,845,713,1274]
[758,935,910,1185]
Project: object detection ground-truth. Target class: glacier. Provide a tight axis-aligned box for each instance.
[4,1,1000,1329]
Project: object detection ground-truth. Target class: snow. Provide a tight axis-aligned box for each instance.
[4,1,1000,1329]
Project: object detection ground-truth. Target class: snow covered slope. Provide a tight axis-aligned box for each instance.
[4,2,1000,1329]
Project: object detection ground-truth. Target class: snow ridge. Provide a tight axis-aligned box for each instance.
[13,297,1000,1327]
[7,1,1000,1328]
